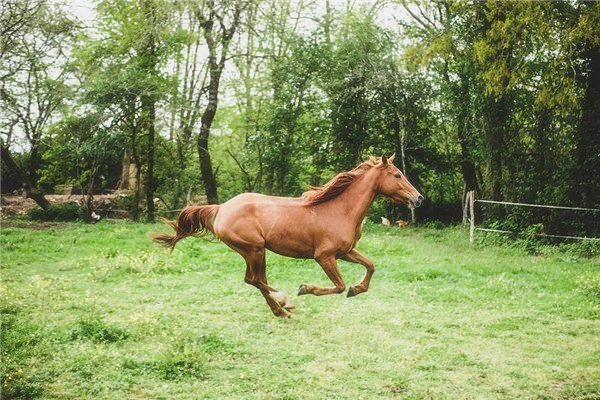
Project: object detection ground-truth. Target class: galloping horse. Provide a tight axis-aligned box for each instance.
[151,154,423,317]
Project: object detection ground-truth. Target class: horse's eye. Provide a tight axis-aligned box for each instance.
[393,173,402,179]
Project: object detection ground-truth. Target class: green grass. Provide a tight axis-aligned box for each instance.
[1,219,599,399]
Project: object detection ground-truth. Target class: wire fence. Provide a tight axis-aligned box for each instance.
[474,199,600,213]
[466,192,600,243]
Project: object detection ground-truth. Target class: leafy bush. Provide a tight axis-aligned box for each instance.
[569,240,600,258]
[521,223,546,255]
[112,192,137,212]
[27,203,86,221]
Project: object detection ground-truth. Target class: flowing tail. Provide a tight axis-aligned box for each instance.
[150,205,220,250]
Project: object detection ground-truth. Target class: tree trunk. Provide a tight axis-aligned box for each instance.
[198,128,219,204]
[27,143,41,186]
[198,67,221,204]
[129,102,141,221]
[485,94,507,202]
[455,74,478,194]
[141,0,157,221]
[397,113,416,224]
[143,94,156,221]
[196,1,243,204]
[1,144,50,210]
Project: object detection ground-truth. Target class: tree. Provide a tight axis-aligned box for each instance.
[39,113,124,214]
[76,0,179,220]
[164,4,206,209]
[570,1,600,208]
[1,144,49,209]
[139,0,159,221]
[0,0,77,208]
[195,0,246,204]
[225,0,329,195]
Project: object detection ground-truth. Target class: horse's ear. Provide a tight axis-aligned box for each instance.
[382,153,388,165]
[388,152,396,164]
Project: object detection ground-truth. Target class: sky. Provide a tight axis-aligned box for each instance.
[61,0,406,31]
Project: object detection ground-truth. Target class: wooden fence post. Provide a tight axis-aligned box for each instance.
[469,191,475,243]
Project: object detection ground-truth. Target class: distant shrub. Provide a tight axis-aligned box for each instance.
[569,240,600,258]
[521,223,546,255]
[27,203,86,221]
[112,192,137,212]
[423,220,447,230]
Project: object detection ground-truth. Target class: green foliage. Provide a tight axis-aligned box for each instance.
[0,150,26,193]
[27,203,86,222]
[4,0,599,238]
[521,223,546,255]
[396,0,599,234]
[570,240,600,259]
[259,33,328,194]
[40,113,125,192]
[0,0,79,186]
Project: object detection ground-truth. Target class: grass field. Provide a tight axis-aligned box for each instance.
[1,220,599,399]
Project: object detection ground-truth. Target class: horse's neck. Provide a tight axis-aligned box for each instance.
[333,169,379,226]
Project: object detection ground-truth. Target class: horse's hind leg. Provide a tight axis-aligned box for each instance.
[242,247,294,318]
[341,249,374,297]
[298,255,346,296]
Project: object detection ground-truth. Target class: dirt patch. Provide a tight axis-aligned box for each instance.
[0,193,130,218]
[1,195,38,216]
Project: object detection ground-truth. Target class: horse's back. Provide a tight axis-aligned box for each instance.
[228,192,303,205]
[214,193,317,257]
[223,192,309,222]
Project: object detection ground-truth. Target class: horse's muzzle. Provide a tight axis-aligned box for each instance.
[410,195,424,208]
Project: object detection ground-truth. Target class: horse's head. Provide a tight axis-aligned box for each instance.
[377,153,423,208]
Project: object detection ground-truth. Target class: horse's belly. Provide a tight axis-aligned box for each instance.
[265,238,314,259]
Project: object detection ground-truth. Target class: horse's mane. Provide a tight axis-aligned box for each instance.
[301,157,383,206]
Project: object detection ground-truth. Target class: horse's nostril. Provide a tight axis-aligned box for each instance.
[411,195,423,208]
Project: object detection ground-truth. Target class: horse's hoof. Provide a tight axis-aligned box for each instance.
[285,305,297,313]
[276,310,291,318]
[270,291,288,305]
[347,286,357,297]
[297,284,308,296]
[271,292,296,313]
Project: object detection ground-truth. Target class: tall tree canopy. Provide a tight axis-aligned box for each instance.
[2,0,598,236]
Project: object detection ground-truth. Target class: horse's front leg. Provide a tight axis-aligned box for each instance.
[298,256,346,296]
[340,248,374,297]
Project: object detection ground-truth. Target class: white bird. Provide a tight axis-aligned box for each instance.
[381,216,391,227]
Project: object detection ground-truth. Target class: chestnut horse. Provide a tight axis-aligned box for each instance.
[151,154,423,317]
